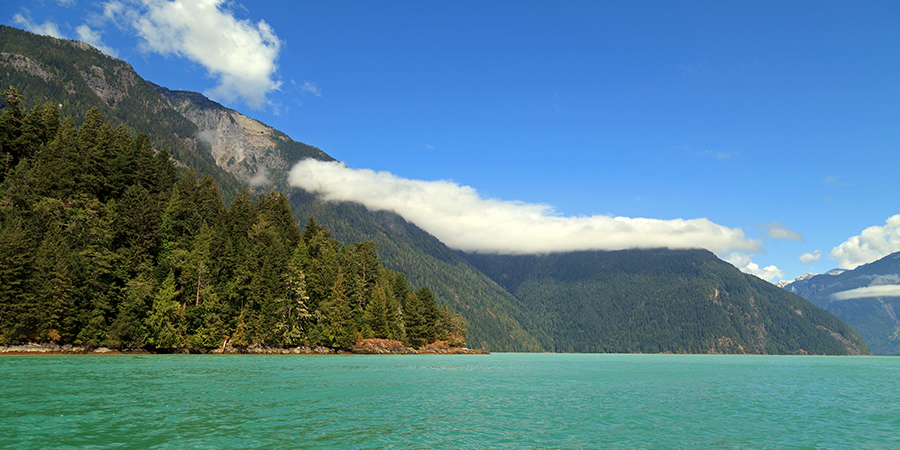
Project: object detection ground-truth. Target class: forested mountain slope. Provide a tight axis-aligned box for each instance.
[0,100,464,350]
[0,25,242,198]
[780,252,900,355]
[0,25,540,351]
[462,249,870,355]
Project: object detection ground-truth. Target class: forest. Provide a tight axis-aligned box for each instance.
[0,89,465,351]
[462,249,870,355]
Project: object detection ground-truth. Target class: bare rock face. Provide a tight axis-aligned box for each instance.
[0,52,55,82]
[184,107,282,178]
[78,64,136,108]
[153,85,289,185]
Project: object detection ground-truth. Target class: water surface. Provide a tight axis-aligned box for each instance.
[2,354,898,448]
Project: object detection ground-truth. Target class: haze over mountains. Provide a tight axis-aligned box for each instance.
[0,25,875,354]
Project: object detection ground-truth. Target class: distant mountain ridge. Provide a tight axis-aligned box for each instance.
[0,25,871,354]
[779,252,900,355]
[462,249,869,355]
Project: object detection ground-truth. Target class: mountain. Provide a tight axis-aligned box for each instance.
[0,25,541,352]
[150,82,333,187]
[0,25,246,198]
[780,253,900,355]
[461,249,869,354]
[1,25,869,354]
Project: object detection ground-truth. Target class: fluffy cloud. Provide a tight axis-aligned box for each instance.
[13,9,64,38]
[103,0,281,108]
[760,221,804,242]
[75,25,119,57]
[830,214,900,270]
[831,285,900,301]
[289,159,766,260]
[723,252,785,281]
[799,250,822,265]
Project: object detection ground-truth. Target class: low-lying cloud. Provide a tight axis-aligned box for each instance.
[289,160,770,269]
[103,0,281,109]
[831,285,900,301]
[830,214,900,270]
[723,252,785,281]
[248,166,270,187]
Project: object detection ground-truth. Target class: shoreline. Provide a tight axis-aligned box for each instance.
[0,339,489,356]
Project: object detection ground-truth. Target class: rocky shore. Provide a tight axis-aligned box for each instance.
[0,339,488,355]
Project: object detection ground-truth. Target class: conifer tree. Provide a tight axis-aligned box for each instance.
[323,271,355,348]
[145,271,184,349]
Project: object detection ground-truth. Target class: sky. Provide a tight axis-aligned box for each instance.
[4,0,900,283]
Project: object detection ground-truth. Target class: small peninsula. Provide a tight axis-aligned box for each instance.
[0,95,469,354]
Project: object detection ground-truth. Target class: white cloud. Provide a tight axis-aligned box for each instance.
[760,221,804,242]
[195,130,216,147]
[289,159,766,262]
[724,252,785,282]
[799,250,822,265]
[103,0,282,109]
[75,25,119,57]
[13,9,65,38]
[248,166,270,187]
[300,81,322,97]
[831,285,900,301]
[830,214,900,270]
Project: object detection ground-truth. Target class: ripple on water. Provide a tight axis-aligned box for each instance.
[1,354,899,449]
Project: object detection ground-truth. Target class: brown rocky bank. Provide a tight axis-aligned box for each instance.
[0,339,488,355]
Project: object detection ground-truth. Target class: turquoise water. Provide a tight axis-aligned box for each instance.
[1,354,898,449]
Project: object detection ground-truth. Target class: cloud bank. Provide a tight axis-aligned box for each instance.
[831,285,900,301]
[289,160,769,267]
[830,214,900,270]
[103,0,281,108]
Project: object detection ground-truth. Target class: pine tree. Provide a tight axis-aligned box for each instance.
[323,271,355,348]
[145,271,184,349]
[108,272,154,348]
[32,231,76,342]
[0,216,35,343]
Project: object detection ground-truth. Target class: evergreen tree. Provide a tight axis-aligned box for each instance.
[31,230,76,342]
[322,271,355,348]
[0,99,467,351]
[145,271,184,349]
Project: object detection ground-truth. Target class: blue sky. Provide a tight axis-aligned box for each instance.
[4,0,900,282]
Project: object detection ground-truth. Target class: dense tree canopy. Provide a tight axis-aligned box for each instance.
[0,90,464,350]
[462,249,870,355]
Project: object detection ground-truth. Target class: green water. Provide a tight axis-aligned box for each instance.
[1,354,898,449]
